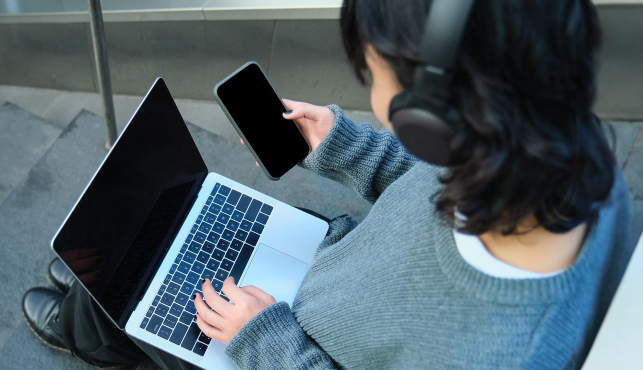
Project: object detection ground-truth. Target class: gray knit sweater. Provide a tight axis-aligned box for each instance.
[224,105,632,369]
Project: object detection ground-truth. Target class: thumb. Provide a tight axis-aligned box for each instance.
[282,102,326,122]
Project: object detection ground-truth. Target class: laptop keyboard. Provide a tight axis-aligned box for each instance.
[139,182,273,356]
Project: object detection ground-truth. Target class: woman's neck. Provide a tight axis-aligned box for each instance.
[478,221,588,274]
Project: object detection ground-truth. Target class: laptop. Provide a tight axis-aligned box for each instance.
[51,78,329,369]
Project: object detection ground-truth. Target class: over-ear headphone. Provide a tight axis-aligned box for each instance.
[389,0,477,166]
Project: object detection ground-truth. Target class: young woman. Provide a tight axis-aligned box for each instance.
[23,0,632,368]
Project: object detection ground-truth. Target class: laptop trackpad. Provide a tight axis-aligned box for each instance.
[239,243,310,306]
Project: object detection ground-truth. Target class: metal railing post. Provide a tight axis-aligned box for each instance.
[88,0,117,149]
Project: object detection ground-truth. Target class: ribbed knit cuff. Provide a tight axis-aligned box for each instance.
[225,302,333,369]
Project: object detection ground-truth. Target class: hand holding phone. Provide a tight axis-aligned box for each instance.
[214,62,315,180]
[281,99,334,152]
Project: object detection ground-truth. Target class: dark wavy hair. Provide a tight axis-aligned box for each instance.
[341,0,615,235]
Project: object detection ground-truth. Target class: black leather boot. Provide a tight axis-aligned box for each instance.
[48,258,75,294]
[22,287,69,352]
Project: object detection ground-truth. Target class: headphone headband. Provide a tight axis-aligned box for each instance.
[412,0,477,105]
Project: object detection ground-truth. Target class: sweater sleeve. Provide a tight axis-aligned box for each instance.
[300,105,418,204]
[225,302,339,370]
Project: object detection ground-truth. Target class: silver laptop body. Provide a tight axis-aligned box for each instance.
[51,78,328,369]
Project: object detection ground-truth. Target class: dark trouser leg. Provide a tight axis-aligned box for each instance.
[58,282,198,369]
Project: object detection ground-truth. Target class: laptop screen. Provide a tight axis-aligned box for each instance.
[52,78,208,327]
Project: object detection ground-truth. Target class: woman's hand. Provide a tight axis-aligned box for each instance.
[194,277,276,344]
[239,99,335,159]
[281,99,335,152]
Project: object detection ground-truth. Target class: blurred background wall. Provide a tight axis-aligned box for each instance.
[0,0,641,118]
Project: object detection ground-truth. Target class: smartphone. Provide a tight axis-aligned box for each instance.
[214,62,311,180]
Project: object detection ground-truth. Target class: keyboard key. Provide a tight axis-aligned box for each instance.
[216,239,229,251]
[206,196,213,205]
[251,222,264,234]
[188,242,200,254]
[222,229,234,241]
[191,261,205,274]
[167,282,180,295]
[197,251,209,264]
[215,269,228,281]
[181,282,194,295]
[185,299,196,314]
[256,213,269,225]
[140,317,149,329]
[175,293,189,306]
[198,222,212,234]
[197,215,204,224]
[161,293,174,306]
[225,249,238,261]
[240,220,252,232]
[220,258,234,271]
[210,183,220,195]
[169,323,189,345]
[204,212,217,224]
[146,315,163,334]
[183,251,196,264]
[158,325,172,340]
[164,315,178,328]
[203,231,221,247]
[261,204,273,215]
[227,190,241,205]
[190,224,198,234]
[236,195,251,213]
[193,232,206,244]
[202,241,215,254]
[186,271,200,285]
[212,248,225,261]
[158,284,167,295]
[163,274,171,285]
[227,220,239,232]
[170,303,182,317]
[231,210,243,222]
[244,200,263,222]
[214,194,226,205]
[209,204,222,215]
[222,203,234,215]
[155,303,169,317]
[219,185,231,196]
[185,233,194,243]
[229,244,254,284]
[172,272,186,285]
[212,222,225,234]
[181,322,201,350]
[246,232,260,246]
[206,259,220,271]
[170,264,178,274]
[152,295,161,306]
[230,238,243,251]
[199,332,212,345]
[178,261,191,274]
[211,279,223,292]
[146,306,154,317]
[180,244,188,254]
[179,311,192,325]
[200,206,207,215]
[201,268,215,280]
[217,213,230,224]
[193,341,208,356]
[174,254,182,264]
[234,229,248,242]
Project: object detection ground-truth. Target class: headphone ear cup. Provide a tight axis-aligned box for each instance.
[389,92,457,166]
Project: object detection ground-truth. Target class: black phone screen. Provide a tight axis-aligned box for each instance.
[216,63,310,179]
